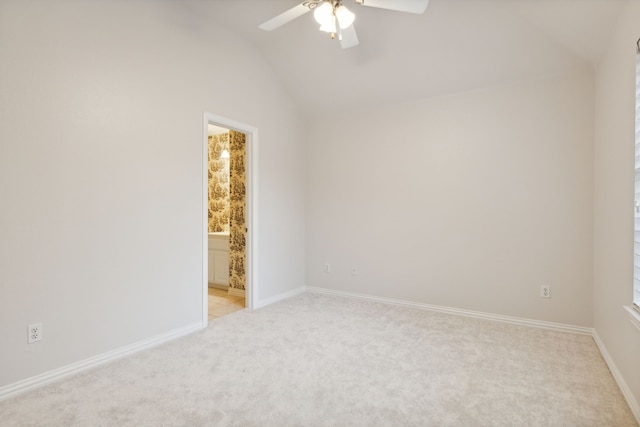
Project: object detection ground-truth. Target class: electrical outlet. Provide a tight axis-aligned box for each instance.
[541,285,551,299]
[324,263,331,273]
[28,323,42,344]
[351,266,358,276]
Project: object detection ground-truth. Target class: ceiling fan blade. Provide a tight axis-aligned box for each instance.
[340,24,359,49]
[357,0,429,14]
[258,4,311,31]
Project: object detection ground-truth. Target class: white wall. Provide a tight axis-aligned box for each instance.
[593,0,640,412]
[306,72,594,327]
[0,0,305,388]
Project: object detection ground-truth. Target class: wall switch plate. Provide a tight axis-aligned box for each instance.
[28,323,42,344]
[324,263,331,273]
[351,266,358,276]
[541,285,551,298]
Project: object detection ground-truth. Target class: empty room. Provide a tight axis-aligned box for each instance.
[1,0,640,425]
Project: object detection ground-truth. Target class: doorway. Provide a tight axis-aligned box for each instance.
[202,113,257,326]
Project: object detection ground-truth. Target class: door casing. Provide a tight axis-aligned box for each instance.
[202,112,258,325]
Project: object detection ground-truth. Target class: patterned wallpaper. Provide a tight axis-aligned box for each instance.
[229,130,246,292]
[208,134,230,233]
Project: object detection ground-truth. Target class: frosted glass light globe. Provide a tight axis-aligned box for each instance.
[335,5,355,29]
[313,2,333,26]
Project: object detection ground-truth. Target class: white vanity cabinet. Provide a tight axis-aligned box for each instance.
[208,233,230,286]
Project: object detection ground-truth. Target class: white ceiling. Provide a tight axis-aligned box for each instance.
[198,0,627,117]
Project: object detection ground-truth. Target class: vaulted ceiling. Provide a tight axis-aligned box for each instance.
[198,0,627,117]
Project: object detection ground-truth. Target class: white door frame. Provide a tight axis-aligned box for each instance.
[202,112,258,326]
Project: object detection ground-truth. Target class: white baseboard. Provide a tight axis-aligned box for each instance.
[306,286,594,335]
[254,286,305,309]
[592,331,640,424]
[228,287,245,297]
[0,322,203,402]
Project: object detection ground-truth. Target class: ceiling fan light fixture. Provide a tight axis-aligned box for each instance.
[313,2,333,26]
[335,5,355,29]
[259,0,430,49]
[319,15,337,33]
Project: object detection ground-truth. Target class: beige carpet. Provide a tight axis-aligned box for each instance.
[0,293,637,426]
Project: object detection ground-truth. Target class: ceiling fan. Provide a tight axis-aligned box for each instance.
[258,0,430,49]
